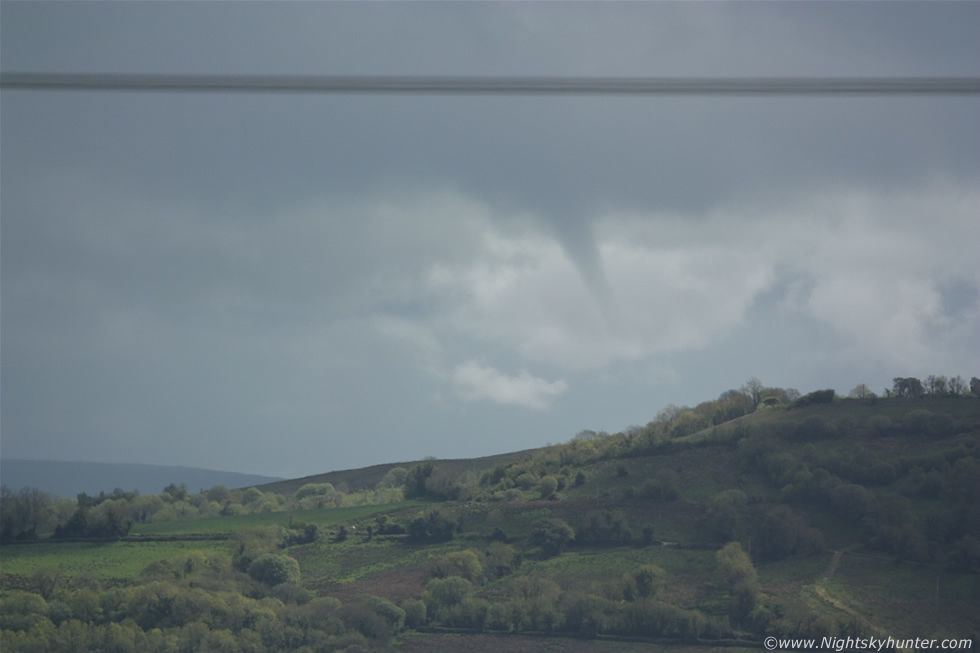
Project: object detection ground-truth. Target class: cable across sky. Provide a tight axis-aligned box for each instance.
[2,73,979,95]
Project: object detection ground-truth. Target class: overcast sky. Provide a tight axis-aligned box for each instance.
[2,2,978,479]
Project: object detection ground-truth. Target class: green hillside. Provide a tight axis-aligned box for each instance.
[3,386,979,652]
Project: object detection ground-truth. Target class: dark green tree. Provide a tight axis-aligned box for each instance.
[532,518,575,557]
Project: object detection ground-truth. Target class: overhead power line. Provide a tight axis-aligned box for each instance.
[2,73,979,95]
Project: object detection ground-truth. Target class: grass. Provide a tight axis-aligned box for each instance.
[0,540,234,580]
[824,551,980,639]
[530,546,713,585]
[130,500,423,535]
[291,536,441,587]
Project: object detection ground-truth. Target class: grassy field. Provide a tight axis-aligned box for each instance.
[291,535,443,587]
[0,539,234,580]
[129,500,423,535]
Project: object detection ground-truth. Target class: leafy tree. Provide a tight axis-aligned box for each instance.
[407,510,456,542]
[561,593,614,636]
[422,576,473,621]
[0,486,57,541]
[403,462,435,499]
[426,550,484,583]
[241,487,264,505]
[716,542,759,622]
[625,565,666,600]
[742,377,765,409]
[401,598,427,628]
[162,483,188,502]
[532,518,575,556]
[484,542,521,579]
[295,483,336,500]
[424,466,462,500]
[849,384,875,399]
[925,375,949,396]
[340,596,405,640]
[892,377,924,399]
[30,568,65,601]
[970,377,980,397]
[948,375,966,396]
[753,505,823,561]
[706,489,748,543]
[247,553,301,586]
[538,475,559,499]
[378,467,408,489]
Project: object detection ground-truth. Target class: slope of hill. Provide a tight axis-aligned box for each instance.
[0,459,283,498]
[2,392,979,652]
[253,449,534,496]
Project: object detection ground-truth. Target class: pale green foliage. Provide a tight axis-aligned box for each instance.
[422,576,473,619]
[531,517,575,556]
[425,549,484,583]
[538,475,559,499]
[240,487,264,505]
[716,542,759,621]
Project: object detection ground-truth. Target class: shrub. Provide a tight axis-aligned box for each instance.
[561,593,614,636]
[425,550,484,583]
[422,576,473,621]
[790,389,835,409]
[341,597,404,640]
[241,487,264,505]
[294,483,336,500]
[903,410,954,439]
[538,475,559,499]
[401,598,427,628]
[629,565,666,600]
[867,415,896,437]
[407,510,456,542]
[515,473,538,491]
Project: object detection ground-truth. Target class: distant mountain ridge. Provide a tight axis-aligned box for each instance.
[0,459,283,498]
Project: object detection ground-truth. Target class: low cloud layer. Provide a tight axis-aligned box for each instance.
[453,361,568,410]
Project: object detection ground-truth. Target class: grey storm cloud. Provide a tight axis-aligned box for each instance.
[2,1,978,477]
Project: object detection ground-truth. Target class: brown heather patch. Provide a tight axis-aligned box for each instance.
[320,565,426,604]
